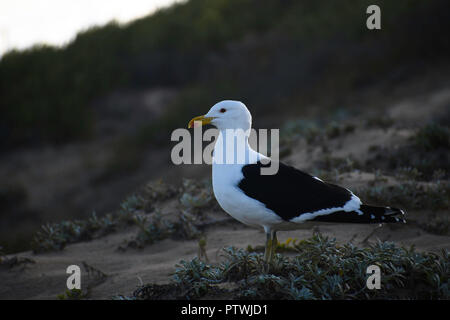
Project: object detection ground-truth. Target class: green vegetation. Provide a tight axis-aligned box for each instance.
[30,179,215,253]
[93,137,144,183]
[179,178,217,213]
[414,123,450,151]
[279,117,357,161]
[365,123,449,181]
[365,116,395,129]
[128,234,449,300]
[357,180,449,212]
[281,118,356,146]
[317,155,361,174]
[2,0,449,301]
[29,167,449,254]
[118,179,215,250]
[423,215,450,236]
[31,212,118,253]
[0,185,27,211]
[1,0,449,148]
[57,289,88,300]
[120,210,201,250]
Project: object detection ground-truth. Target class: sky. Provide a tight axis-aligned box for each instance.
[0,0,179,56]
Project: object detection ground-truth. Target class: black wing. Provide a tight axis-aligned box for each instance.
[238,161,352,221]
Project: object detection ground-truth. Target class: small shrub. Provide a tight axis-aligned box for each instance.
[142,180,178,202]
[57,289,88,300]
[179,178,215,213]
[31,179,203,253]
[396,167,423,181]
[422,215,450,236]
[316,155,361,173]
[357,181,449,211]
[414,123,450,151]
[31,211,117,253]
[124,212,173,249]
[365,116,394,129]
[129,235,449,300]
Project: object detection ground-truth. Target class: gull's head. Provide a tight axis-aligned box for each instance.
[188,100,252,131]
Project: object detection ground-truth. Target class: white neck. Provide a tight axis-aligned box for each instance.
[213,128,261,165]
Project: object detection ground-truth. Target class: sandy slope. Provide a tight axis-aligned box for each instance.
[1,80,449,300]
[1,215,448,299]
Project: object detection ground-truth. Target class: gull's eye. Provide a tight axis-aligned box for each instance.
[220,108,226,113]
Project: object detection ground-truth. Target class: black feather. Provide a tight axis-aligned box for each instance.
[238,161,406,224]
[238,161,352,221]
[312,205,406,223]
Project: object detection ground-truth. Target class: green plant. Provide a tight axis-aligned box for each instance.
[422,215,450,236]
[129,234,449,300]
[57,289,88,300]
[31,211,117,253]
[142,180,178,202]
[30,179,200,253]
[396,167,423,181]
[414,123,450,151]
[127,212,172,248]
[172,257,222,299]
[357,180,449,211]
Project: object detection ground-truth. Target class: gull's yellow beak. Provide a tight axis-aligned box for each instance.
[188,115,214,128]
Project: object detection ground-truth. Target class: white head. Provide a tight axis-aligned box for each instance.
[188,100,252,131]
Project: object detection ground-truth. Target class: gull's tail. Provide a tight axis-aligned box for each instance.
[312,205,406,224]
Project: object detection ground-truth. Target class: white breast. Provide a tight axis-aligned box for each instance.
[212,163,283,229]
[211,131,283,230]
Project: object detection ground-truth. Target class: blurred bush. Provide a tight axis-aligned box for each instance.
[1,0,449,149]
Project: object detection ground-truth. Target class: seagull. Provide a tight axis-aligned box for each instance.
[188,100,406,263]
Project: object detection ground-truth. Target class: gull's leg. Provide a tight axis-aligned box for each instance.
[264,231,272,263]
[269,231,278,263]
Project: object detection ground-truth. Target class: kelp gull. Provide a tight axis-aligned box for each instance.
[188,100,406,263]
